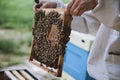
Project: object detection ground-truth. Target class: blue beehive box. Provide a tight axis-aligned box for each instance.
[62,30,95,80]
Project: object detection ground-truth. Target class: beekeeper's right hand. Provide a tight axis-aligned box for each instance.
[33,0,57,12]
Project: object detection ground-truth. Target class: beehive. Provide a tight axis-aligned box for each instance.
[29,8,72,77]
[0,69,37,80]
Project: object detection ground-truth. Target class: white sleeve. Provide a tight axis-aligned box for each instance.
[71,11,100,35]
[92,0,120,31]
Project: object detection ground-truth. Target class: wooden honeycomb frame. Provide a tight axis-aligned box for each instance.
[29,8,72,77]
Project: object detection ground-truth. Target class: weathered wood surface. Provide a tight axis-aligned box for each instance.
[5,71,18,80]
[12,70,25,80]
[0,61,61,80]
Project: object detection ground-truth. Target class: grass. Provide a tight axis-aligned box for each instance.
[0,30,31,69]
[0,30,32,55]
[62,0,69,3]
[0,53,29,69]
[0,0,69,32]
[0,39,18,53]
[0,0,34,31]
[0,38,30,56]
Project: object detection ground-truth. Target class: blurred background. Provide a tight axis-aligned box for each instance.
[0,0,69,69]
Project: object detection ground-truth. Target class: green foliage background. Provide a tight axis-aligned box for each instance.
[0,0,34,31]
[0,0,69,31]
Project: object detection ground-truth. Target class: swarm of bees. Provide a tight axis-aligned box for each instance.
[31,9,72,69]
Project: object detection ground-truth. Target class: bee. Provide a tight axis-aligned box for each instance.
[31,9,71,69]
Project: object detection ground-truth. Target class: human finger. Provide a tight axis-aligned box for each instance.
[70,0,80,15]
[66,0,75,15]
[72,2,81,16]
[73,1,85,16]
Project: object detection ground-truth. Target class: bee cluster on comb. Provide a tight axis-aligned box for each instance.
[30,9,72,77]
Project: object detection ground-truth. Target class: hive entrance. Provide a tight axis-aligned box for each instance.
[29,9,72,77]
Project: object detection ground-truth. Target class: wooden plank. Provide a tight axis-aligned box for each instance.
[30,60,57,76]
[57,55,64,77]
[12,70,25,80]
[0,72,6,80]
[29,38,34,61]
[19,70,35,80]
[5,71,18,80]
[37,8,65,13]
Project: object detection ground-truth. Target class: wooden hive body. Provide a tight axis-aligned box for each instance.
[29,9,72,77]
[0,69,37,80]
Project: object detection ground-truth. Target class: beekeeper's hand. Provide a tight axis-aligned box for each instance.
[66,0,98,16]
[34,0,57,12]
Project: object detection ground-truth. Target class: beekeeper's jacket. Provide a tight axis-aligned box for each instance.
[72,0,120,80]
[58,0,120,79]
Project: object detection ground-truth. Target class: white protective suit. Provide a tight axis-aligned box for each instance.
[56,0,120,80]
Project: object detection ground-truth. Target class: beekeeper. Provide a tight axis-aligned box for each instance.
[34,0,120,79]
